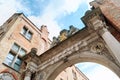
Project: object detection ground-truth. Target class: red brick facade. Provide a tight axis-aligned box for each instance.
[0,13,51,79]
[90,0,120,42]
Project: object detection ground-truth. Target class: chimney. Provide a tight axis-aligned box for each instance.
[40,25,49,41]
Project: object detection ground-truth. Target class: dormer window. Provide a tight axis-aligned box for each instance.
[21,26,33,40]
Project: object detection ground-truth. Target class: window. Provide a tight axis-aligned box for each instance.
[26,31,32,40]
[12,43,20,52]
[72,70,77,80]
[21,26,33,40]
[4,43,26,71]
[5,52,15,66]
[19,48,26,56]
[21,27,27,35]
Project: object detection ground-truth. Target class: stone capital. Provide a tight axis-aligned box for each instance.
[91,18,105,30]
[81,8,105,31]
[25,62,38,74]
[98,27,108,35]
[25,69,32,77]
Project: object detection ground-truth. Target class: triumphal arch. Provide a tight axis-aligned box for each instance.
[21,0,120,80]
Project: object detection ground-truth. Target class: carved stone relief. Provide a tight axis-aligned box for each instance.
[20,7,120,80]
[95,0,105,4]
[0,73,15,80]
[91,42,104,54]
[34,71,46,80]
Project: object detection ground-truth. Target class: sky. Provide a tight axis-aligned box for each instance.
[76,62,120,80]
[0,0,91,40]
[0,0,120,80]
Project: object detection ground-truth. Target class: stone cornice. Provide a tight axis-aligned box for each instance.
[81,8,104,28]
[39,27,89,62]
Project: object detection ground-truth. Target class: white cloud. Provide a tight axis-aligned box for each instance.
[40,0,83,18]
[0,0,31,25]
[29,0,94,40]
[0,0,92,40]
[28,16,61,40]
[83,0,93,9]
[28,0,84,40]
[0,1,120,80]
[0,0,16,25]
[88,65,120,80]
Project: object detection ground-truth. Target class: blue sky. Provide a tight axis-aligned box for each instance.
[0,0,91,39]
[0,0,119,80]
[75,62,119,80]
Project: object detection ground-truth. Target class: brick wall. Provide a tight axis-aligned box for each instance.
[90,0,120,42]
[0,13,51,80]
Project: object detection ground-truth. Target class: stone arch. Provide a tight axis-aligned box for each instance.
[46,51,120,80]
[22,7,120,80]
[0,71,18,80]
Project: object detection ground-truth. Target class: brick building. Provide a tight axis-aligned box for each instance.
[0,13,51,80]
[55,66,88,80]
[0,13,88,80]
[0,0,120,80]
[90,0,120,42]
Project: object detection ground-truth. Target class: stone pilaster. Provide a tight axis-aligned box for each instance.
[24,69,32,80]
[89,13,120,63]
[24,62,37,80]
[82,8,120,64]
[99,27,120,63]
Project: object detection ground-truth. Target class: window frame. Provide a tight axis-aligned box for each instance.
[72,70,77,80]
[21,26,33,41]
[4,43,26,71]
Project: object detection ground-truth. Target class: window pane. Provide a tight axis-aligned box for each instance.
[14,64,20,71]
[4,58,12,66]
[11,43,20,52]
[14,58,22,71]
[15,58,22,65]
[21,27,27,35]
[26,31,32,40]
[7,52,14,60]
[4,53,15,66]
[19,48,26,56]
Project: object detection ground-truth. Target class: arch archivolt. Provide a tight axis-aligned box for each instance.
[35,38,120,80]
[45,51,120,80]
[22,8,120,80]
[38,32,100,70]
[22,32,120,80]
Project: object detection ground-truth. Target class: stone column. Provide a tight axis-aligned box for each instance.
[89,17,120,63]
[82,7,120,63]
[99,27,120,63]
[24,69,32,80]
